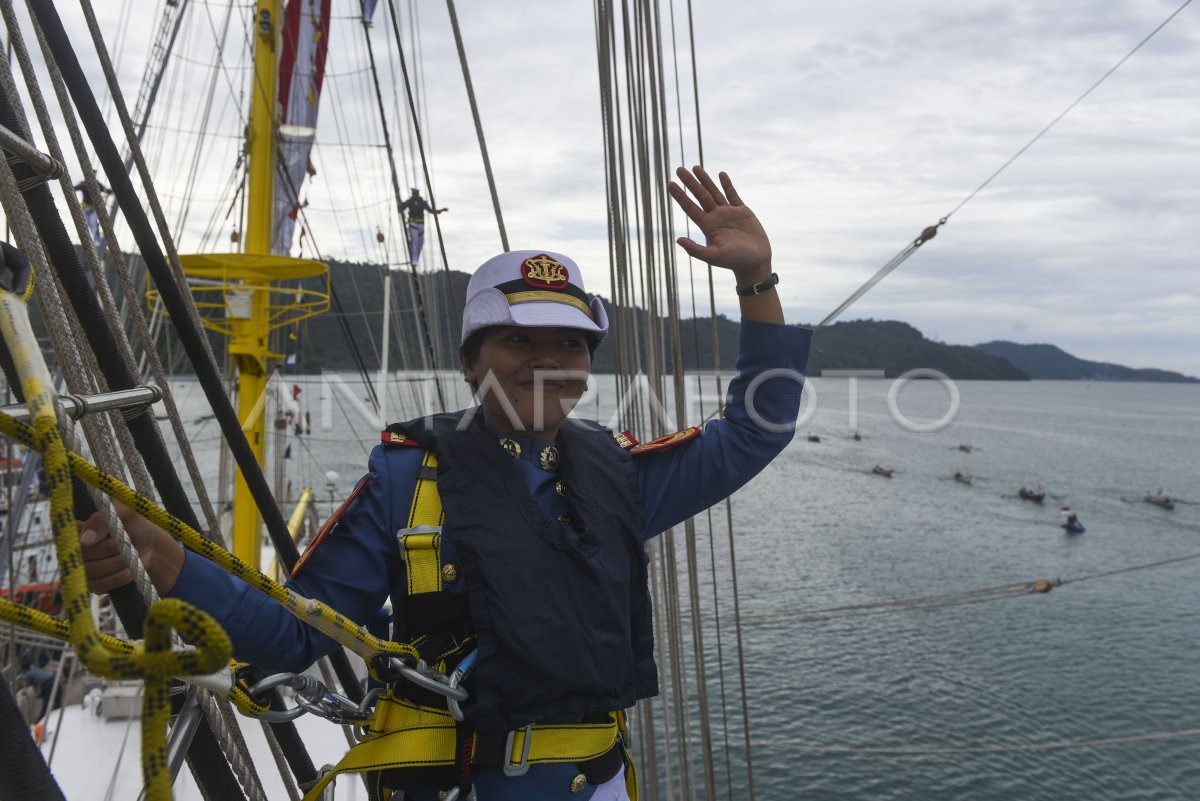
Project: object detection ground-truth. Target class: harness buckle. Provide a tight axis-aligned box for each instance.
[503,725,533,777]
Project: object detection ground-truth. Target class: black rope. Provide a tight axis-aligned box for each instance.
[0,678,67,801]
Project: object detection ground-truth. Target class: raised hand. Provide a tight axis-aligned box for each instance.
[667,165,771,281]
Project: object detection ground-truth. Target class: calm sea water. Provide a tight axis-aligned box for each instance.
[170,374,1200,800]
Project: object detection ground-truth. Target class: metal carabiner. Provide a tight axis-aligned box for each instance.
[439,785,477,801]
[387,657,469,703]
[446,649,478,721]
[295,689,372,725]
[246,672,325,722]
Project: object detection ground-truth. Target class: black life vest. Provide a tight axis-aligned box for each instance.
[387,410,658,734]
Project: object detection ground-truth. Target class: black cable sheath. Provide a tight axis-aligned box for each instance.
[0,678,68,801]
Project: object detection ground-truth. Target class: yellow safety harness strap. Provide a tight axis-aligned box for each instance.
[407,450,443,527]
[401,450,445,595]
[301,695,622,801]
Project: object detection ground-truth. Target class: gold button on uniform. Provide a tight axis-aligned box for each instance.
[569,773,587,793]
[441,563,458,583]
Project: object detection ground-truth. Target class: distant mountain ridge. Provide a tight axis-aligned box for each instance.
[807,320,1029,380]
[114,254,1188,382]
[974,341,1198,383]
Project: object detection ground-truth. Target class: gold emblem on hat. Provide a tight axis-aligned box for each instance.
[521,254,569,288]
[539,445,560,471]
[499,437,521,459]
[569,773,587,793]
[555,478,567,497]
[441,563,458,583]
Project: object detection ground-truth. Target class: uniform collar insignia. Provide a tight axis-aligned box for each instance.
[539,444,560,472]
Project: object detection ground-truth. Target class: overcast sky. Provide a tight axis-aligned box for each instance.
[30,1,1200,376]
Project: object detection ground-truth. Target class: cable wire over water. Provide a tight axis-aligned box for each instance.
[818,0,1194,328]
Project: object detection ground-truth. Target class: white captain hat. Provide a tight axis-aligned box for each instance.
[460,250,609,344]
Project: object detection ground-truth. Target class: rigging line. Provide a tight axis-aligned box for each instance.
[673,0,747,794]
[275,165,387,426]
[99,0,135,121]
[735,581,1037,623]
[817,233,930,329]
[139,123,243,141]
[818,0,1194,329]
[173,0,239,239]
[649,3,722,797]
[170,51,253,71]
[355,4,435,375]
[765,728,1200,755]
[318,100,376,259]
[445,0,509,252]
[1057,549,1200,586]
[943,0,1195,223]
[739,547,1200,624]
[412,0,436,205]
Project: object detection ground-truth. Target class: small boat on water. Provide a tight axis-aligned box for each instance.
[958,444,973,453]
[1060,507,1085,534]
[954,471,972,486]
[807,434,821,443]
[852,432,862,441]
[872,465,894,478]
[1018,487,1045,503]
[1144,494,1176,510]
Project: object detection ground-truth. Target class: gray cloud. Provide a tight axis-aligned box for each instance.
[30,0,1199,376]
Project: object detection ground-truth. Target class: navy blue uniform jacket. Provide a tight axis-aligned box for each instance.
[171,319,812,799]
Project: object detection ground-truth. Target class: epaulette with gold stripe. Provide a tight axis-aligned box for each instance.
[630,426,701,456]
[381,431,422,447]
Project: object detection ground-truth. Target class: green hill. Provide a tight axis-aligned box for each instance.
[292,263,1029,380]
[121,256,1146,382]
[975,341,1198,383]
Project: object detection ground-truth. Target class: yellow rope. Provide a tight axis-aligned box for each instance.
[0,409,419,665]
[0,283,416,796]
[0,288,230,800]
[0,596,267,716]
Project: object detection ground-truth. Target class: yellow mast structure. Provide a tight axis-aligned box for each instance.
[156,0,329,568]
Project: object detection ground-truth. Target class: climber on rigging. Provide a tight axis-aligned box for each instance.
[402,187,447,264]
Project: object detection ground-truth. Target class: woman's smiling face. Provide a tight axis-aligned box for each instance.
[461,325,593,440]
